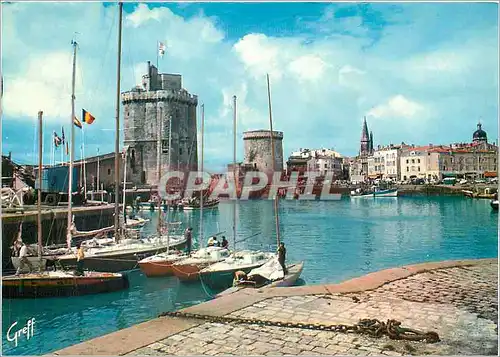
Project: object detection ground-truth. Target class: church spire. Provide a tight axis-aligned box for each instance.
[360,116,370,155]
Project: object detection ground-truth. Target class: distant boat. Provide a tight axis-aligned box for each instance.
[491,200,498,210]
[179,198,219,210]
[351,188,398,198]
[216,259,304,298]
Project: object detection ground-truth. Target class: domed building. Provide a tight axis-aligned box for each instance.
[472,122,488,143]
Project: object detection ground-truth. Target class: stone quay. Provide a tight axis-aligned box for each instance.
[53,258,497,356]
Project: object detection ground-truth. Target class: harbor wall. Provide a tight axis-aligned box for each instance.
[1,205,115,270]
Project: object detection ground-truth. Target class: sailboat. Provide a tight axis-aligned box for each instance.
[216,74,304,296]
[3,110,129,299]
[56,4,185,273]
[198,95,276,290]
[138,105,189,277]
[171,103,230,282]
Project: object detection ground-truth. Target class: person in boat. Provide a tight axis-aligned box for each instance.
[277,242,287,275]
[207,236,219,247]
[135,195,141,210]
[15,241,33,275]
[221,236,229,249]
[75,242,85,276]
[184,227,193,256]
[233,270,256,286]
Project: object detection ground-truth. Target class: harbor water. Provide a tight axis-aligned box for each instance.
[2,197,498,355]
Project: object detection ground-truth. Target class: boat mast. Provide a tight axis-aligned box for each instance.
[266,74,280,247]
[232,95,237,251]
[66,39,77,250]
[37,111,43,267]
[156,96,163,237]
[166,114,172,254]
[114,2,123,242]
[200,104,204,247]
[122,149,127,221]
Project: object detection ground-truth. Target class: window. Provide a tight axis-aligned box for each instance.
[407,167,409,172]
[412,159,415,164]
[180,147,183,156]
[418,167,420,172]
[107,168,111,175]
[324,164,327,168]
[417,159,420,163]
[406,159,409,164]
[162,140,168,153]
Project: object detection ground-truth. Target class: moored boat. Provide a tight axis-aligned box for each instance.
[179,197,220,210]
[351,187,398,198]
[491,200,499,210]
[2,270,129,298]
[56,235,187,272]
[171,246,230,282]
[198,250,276,290]
[216,259,304,298]
[138,250,188,277]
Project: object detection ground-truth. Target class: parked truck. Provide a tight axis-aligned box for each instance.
[34,166,84,205]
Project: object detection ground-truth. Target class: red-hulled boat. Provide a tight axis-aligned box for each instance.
[138,251,188,277]
[171,246,230,282]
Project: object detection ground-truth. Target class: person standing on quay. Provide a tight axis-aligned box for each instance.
[75,242,85,276]
[277,242,287,275]
[15,241,33,275]
[184,227,193,256]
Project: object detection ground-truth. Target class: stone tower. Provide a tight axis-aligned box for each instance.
[360,117,371,156]
[121,62,198,186]
[243,130,284,174]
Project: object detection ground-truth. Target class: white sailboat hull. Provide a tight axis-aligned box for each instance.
[11,257,47,273]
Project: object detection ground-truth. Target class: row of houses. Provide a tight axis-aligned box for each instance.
[285,122,498,183]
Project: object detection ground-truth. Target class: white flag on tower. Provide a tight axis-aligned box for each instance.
[158,42,166,57]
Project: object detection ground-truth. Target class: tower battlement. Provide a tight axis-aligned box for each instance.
[121,90,198,105]
[243,130,283,140]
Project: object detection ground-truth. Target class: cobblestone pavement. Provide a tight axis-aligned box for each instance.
[129,263,498,356]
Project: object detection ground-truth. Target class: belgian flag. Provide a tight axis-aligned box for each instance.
[82,109,95,124]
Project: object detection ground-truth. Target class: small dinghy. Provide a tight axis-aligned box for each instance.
[216,258,304,298]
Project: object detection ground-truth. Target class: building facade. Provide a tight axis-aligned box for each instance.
[121,62,198,186]
[367,144,410,181]
[243,130,284,175]
[286,148,345,179]
[399,123,498,181]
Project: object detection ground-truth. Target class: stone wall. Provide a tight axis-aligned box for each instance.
[243,130,284,174]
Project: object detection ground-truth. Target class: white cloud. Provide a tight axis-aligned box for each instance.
[126,4,164,28]
[288,55,328,81]
[367,95,425,119]
[3,52,83,118]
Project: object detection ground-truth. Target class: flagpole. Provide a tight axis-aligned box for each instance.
[61,133,64,165]
[51,131,54,166]
[83,126,87,197]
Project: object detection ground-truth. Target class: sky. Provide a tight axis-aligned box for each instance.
[1,2,499,172]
